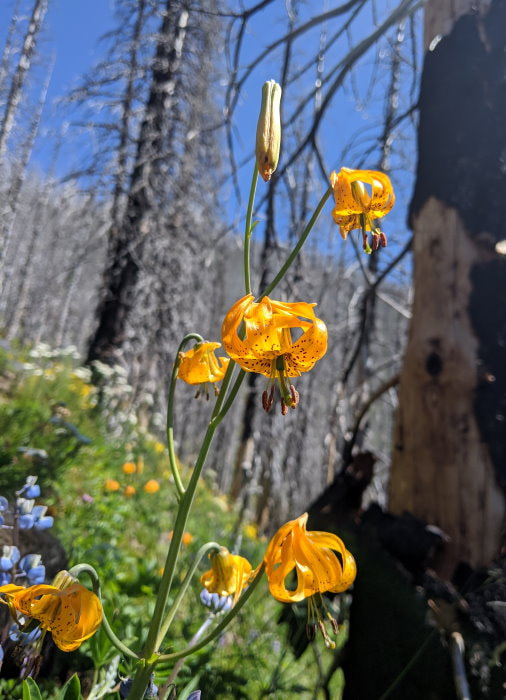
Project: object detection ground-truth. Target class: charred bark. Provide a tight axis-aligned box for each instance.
[87,1,189,364]
[389,0,506,575]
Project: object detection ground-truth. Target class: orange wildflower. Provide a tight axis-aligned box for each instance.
[0,574,102,652]
[263,513,356,603]
[222,295,327,413]
[143,479,160,494]
[201,547,252,605]
[104,479,120,492]
[330,167,395,253]
[177,342,229,386]
[122,461,136,475]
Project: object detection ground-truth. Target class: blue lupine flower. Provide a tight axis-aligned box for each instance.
[31,505,53,530]
[0,497,8,528]
[0,643,3,663]
[16,500,53,530]
[200,588,233,614]
[19,554,45,585]
[0,572,11,585]
[24,484,41,499]
[9,624,42,645]
[18,476,41,500]
[188,692,201,700]
[17,498,35,529]
[0,545,20,571]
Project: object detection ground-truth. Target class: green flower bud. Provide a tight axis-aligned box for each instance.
[255,80,282,182]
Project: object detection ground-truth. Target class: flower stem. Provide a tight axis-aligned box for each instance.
[211,368,246,426]
[128,661,156,700]
[138,433,214,671]
[244,163,258,295]
[156,542,220,648]
[68,563,138,660]
[157,564,265,663]
[259,185,333,300]
[167,333,204,500]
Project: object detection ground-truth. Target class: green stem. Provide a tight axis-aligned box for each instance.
[157,564,265,663]
[68,564,138,660]
[211,358,236,418]
[167,333,204,500]
[142,379,243,660]
[259,185,333,300]
[156,542,220,648]
[244,163,259,295]
[128,661,156,700]
[211,368,246,426]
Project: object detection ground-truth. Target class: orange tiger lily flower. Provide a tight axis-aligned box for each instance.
[0,574,103,652]
[222,295,327,412]
[201,547,252,605]
[177,342,229,386]
[330,167,395,252]
[263,513,356,604]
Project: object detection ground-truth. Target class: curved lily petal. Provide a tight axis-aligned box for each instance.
[263,513,356,603]
[222,296,327,379]
[178,342,229,385]
[0,578,103,652]
[201,547,253,605]
[330,167,395,241]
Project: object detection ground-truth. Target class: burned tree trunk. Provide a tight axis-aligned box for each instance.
[0,0,48,159]
[389,0,506,576]
[87,0,189,364]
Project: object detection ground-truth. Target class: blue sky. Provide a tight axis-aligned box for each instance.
[0,0,420,275]
[0,0,114,101]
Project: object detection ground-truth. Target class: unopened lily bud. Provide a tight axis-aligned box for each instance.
[256,80,282,182]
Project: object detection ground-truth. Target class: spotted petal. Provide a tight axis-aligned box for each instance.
[0,581,102,652]
[330,167,395,235]
[222,296,327,378]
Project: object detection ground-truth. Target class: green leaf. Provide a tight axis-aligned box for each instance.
[58,674,82,700]
[22,678,43,700]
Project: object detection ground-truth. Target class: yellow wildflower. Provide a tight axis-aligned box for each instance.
[330,167,395,253]
[263,513,356,603]
[222,294,327,413]
[177,342,229,386]
[201,547,252,604]
[0,575,102,652]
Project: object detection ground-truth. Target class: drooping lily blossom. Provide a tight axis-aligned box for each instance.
[263,513,356,604]
[330,167,395,253]
[221,295,327,413]
[201,547,252,605]
[0,572,103,652]
[177,342,229,386]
